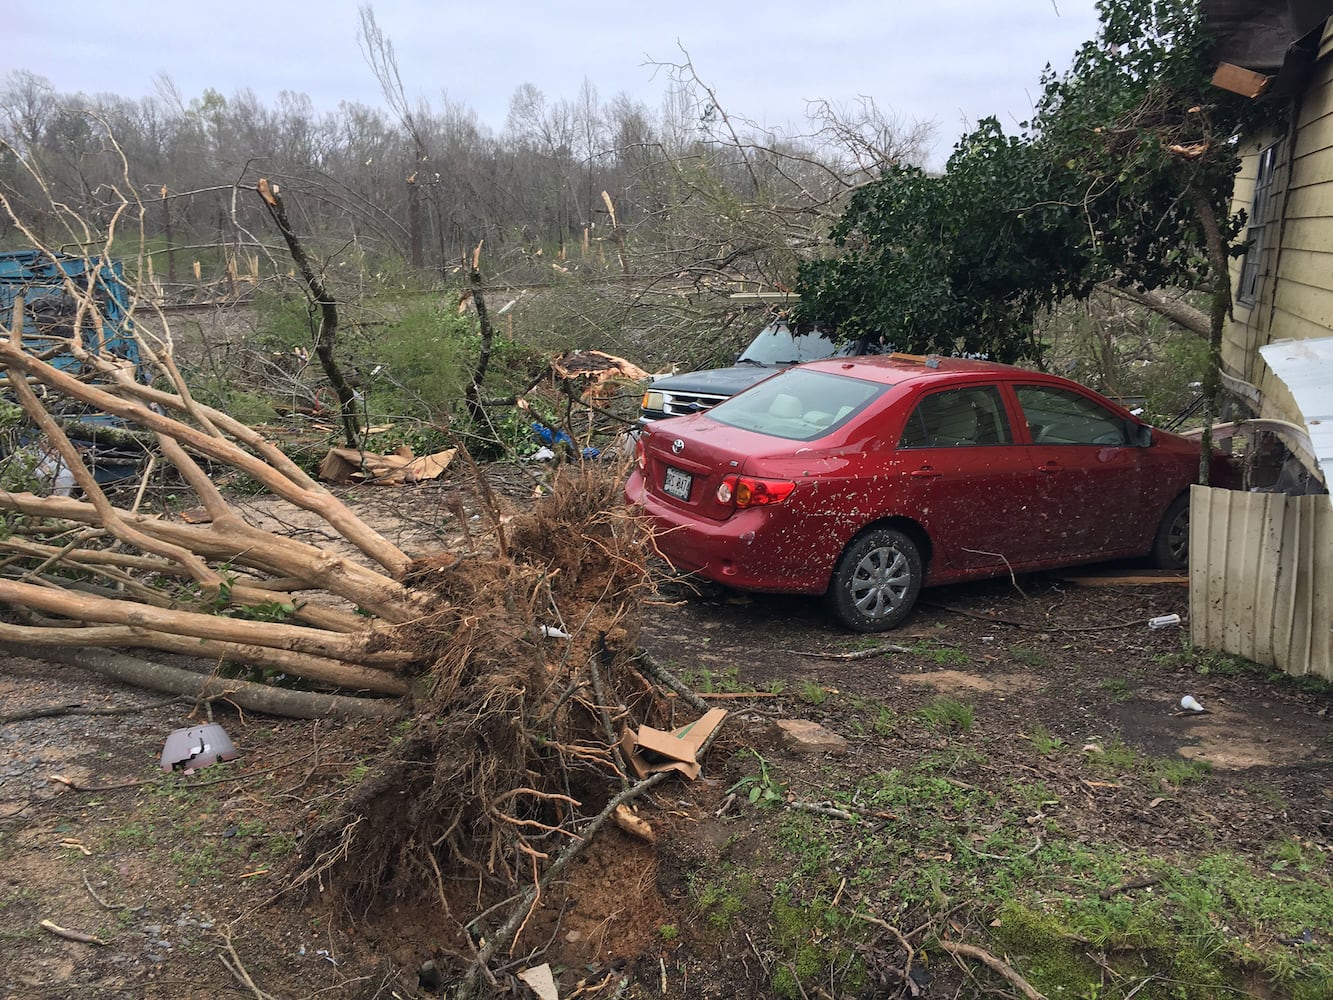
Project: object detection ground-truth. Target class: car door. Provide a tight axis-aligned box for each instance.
[1011,383,1145,561]
[891,384,1044,579]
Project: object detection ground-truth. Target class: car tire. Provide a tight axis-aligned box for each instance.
[824,528,923,632]
[1150,493,1190,570]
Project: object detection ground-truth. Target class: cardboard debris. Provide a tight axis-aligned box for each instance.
[621,707,727,781]
[317,445,457,486]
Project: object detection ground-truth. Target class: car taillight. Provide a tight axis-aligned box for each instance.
[716,474,795,508]
[634,435,646,470]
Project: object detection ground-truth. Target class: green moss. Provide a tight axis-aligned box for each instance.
[769,895,867,998]
[989,901,1103,993]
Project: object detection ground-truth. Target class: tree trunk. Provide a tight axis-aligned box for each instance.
[0,643,403,719]
[1187,185,1231,487]
[256,178,362,448]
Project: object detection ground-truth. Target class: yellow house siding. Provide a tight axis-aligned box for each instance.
[1221,23,1333,416]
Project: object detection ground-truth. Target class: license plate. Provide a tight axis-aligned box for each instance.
[663,466,692,500]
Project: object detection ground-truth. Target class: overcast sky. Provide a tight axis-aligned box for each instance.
[11,1,1103,168]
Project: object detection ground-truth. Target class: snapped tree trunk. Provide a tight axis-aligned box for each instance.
[256,178,362,448]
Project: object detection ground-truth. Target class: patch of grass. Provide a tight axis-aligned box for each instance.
[1266,837,1326,875]
[1084,737,1137,776]
[915,696,975,732]
[1150,755,1211,792]
[1028,723,1065,755]
[110,821,154,848]
[873,704,896,736]
[795,680,828,706]
[1154,642,1253,679]
[1009,644,1051,668]
[769,893,867,999]
[690,873,747,933]
[1098,677,1132,701]
[910,641,970,666]
[680,664,742,694]
[657,924,679,942]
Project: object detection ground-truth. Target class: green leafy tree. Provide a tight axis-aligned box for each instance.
[798,0,1273,422]
[795,120,1093,363]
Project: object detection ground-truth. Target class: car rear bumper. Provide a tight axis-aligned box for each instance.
[626,470,828,594]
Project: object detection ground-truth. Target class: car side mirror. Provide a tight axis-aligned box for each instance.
[1131,423,1153,448]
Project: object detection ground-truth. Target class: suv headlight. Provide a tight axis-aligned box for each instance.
[641,390,665,412]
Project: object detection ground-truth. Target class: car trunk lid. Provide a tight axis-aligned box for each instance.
[638,417,771,521]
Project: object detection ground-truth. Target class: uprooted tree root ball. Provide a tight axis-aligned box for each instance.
[292,465,669,954]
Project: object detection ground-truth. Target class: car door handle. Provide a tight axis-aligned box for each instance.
[1038,461,1061,473]
[910,467,942,478]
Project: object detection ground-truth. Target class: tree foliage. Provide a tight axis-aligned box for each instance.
[796,121,1093,363]
[797,0,1276,364]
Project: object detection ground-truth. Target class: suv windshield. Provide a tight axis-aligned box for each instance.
[708,368,888,441]
[738,322,861,365]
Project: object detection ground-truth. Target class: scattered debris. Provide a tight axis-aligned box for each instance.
[159,724,238,773]
[1180,694,1207,714]
[316,445,457,485]
[621,708,728,780]
[517,963,560,1000]
[1149,613,1183,629]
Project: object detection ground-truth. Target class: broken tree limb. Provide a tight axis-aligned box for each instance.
[0,623,409,695]
[0,337,408,578]
[0,491,424,621]
[0,643,403,719]
[0,578,408,674]
[635,649,709,713]
[936,940,1046,1000]
[256,177,361,448]
[39,919,107,946]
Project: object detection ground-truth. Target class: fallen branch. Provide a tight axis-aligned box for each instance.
[1,644,404,719]
[635,649,708,713]
[0,694,187,724]
[936,940,1046,1000]
[1099,874,1163,900]
[783,644,909,660]
[39,919,108,946]
[924,603,1146,632]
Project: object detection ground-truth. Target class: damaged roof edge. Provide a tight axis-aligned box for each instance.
[1204,0,1333,99]
[1259,336,1333,508]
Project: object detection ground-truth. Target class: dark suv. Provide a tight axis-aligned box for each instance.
[638,321,888,423]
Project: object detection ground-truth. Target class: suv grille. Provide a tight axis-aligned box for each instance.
[658,389,728,417]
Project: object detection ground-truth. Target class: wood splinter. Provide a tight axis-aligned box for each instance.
[40,919,108,946]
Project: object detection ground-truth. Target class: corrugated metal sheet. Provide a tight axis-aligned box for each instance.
[1190,485,1332,679]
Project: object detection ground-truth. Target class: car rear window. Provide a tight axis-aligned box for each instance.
[707,368,887,440]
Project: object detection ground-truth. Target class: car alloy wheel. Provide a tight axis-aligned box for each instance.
[825,527,923,632]
[1151,493,1190,570]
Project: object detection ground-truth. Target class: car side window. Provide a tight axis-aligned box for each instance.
[899,386,1012,448]
[1016,385,1129,446]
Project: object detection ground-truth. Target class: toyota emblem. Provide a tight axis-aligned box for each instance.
[671,438,685,454]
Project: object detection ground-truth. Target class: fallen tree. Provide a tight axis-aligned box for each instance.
[0,148,696,991]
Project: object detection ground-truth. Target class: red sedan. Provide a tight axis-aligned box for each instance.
[625,354,1230,631]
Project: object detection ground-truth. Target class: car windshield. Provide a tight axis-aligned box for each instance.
[707,368,887,441]
[737,323,859,364]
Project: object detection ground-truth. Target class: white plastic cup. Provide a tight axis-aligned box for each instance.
[1149,614,1182,629]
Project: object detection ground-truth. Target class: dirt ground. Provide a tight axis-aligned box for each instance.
[1,468,1330,999]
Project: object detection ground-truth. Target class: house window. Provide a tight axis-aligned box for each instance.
[1237,142,1278,305]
